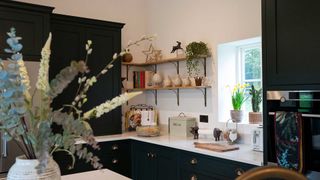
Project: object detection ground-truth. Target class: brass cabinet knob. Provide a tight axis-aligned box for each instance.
[150,153,157,159]
[147,152,151,158]
[112,158,118,164]
[235,168,244,176]
[190,158,198,165]
[191,174,198,180]
[111,144,119,150]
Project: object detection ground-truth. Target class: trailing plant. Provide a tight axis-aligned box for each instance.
[249,85,262,112]
[0,28,154,172]
[185,41,209,77]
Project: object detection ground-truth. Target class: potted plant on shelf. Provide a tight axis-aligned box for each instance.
[248,85,262,124]
[185,41,209,86]
[0,28,152,180]
[229,83,249,122]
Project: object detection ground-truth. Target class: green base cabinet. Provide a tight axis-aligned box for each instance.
[132,141,179,180]
[179,150,256,180]
[53,140,132,178]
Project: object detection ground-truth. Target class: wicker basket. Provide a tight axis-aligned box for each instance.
[136,126,160,137]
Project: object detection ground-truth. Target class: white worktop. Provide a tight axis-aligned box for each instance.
[78,132,263,166]
[62,169,130,180]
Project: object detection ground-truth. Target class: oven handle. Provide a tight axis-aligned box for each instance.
[268,112,320,118]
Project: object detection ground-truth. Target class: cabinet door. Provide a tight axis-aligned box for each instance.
[0,2,52,60]
[263,0,320,89]
[98,140,132,178]
[50,14,123,136]
[49,20,86,115]
[52,146,94,175]
[132,141,155,180]
[84,28,122,135]
[154,145,178,180]
[180,168,224,180]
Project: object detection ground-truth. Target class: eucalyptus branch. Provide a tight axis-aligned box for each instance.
[71,35,156,108]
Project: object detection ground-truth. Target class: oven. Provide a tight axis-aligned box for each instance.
[266,90,320,179]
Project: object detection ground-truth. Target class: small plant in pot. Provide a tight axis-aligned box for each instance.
[248,85,262,124]
[229,83,249,122]
[185,41,209,86]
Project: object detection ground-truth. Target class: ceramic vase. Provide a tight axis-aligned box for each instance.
[152,73,162,87]
[182,77,191,87]
[163,76,172,87]
[230,110,244,123]
[122,50,133,62]
[7,156,61,180]
[172,75,182,87]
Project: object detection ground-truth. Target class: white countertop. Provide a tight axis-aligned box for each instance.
[78,132,264,166]
[62,169,130,180]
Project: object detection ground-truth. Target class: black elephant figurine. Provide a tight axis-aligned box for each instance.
[190,126,199,139]
[213,128,222,141]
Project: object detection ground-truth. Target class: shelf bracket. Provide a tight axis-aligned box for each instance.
[169,61,180,74]
[200,57,207,77]
[150,89,158,105]
[196,87,207,107]
[170,88,180,106]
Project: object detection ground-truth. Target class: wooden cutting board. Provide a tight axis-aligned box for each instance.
[194,142,239,152]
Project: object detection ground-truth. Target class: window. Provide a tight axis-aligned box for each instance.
[238,43,262,112]
[217,37,262,123]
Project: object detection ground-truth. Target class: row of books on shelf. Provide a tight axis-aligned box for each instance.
[133,71,154,88]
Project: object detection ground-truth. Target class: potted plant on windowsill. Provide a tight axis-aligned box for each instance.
[0,28,153,180]
[185,41,209,86]
[229,83,249,122]
[248,85,262,124]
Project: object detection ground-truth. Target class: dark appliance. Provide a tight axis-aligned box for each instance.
[0,132,24,178]
[266,90,320,179]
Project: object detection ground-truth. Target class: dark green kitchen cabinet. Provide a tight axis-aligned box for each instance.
[49,14,124,136]
[53,140,132,178]
[179,150,256,180]
[132,141,179,180]
[262,0,320,90]
[0,1,53,60]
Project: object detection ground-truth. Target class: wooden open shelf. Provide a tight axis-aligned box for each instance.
[122,56,211,106]
[122,56,187,66]
[124,86,211,106]
[124,86,211,91]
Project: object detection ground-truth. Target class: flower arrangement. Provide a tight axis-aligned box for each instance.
[229,83,249,110]
[0,28,154,172]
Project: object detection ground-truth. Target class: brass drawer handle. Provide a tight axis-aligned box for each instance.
[111,144,119,150]
[150,153,157,159]
[235,168,244,176]
[190,158,198,165]
[112,158,118,164]
[191,174,198,180]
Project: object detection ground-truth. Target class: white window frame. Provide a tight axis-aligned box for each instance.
[237,43,262,87]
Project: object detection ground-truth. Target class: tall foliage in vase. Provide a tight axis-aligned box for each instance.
[0,28,154,172]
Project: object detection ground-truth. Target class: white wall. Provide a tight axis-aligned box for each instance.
[143,0,261,138]
[14,0,149,60]
[13,0,261,143]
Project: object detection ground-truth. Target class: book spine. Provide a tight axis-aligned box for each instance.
[140,71,145,88]
[133,71,136,88]
[137,71,141,88]
[145,71,149,88]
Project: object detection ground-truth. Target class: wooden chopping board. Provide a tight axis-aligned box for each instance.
[194,142,239,152]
